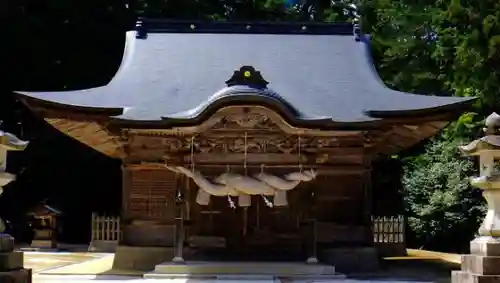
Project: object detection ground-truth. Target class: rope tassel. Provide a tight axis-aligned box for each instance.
[261,195,273,208]
[244,132,248,176]
[298,134,303,173]
[190,136,195,172]
[228,196,236,209]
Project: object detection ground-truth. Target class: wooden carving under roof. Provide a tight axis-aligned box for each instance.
[21,98,452,160]
[122,106,369,167]
[117,105,453,167]
[44,117,125,158]
[125,106,362,137]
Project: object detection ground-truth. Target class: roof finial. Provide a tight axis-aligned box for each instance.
[135,20,148,39]
[226,66,269,89]
[331,1,361,41]
[353,23,361,41]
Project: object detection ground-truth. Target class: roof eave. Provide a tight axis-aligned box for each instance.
[16,92,124,117]
[365,97,477,119]
[110,86,382,130]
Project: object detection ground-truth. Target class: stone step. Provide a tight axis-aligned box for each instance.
[144,273,346,281]
[145,261,339,278]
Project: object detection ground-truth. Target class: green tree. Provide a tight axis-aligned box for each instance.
[401,137,485,252]
[362,0,500,251]
[364,0,500,108]
[130,0,361,22]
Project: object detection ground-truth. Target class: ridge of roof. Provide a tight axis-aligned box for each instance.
[135,18,355,38]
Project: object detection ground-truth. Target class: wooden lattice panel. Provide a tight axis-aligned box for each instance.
[127,169,177,221]
[314,174,365,223]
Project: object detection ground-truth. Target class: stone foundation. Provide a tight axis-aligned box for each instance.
[113,245,176,271]
[319,247,379,273]
[374,243,407,257]
[31,240,57,249]
[0,269,32,283]
[88,240,118,252]
[452,237,500,283]
[145,261,337,278]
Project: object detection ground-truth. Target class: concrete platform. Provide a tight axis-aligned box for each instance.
[32,275,435,283]
[145,261,338,279]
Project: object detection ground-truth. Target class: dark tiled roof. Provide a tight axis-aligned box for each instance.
[16,20,474,125]
[44,205,62,215]
[29,204,62,215]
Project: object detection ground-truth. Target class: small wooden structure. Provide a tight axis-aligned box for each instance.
[89,213,122,252]
[16,19,475,271]
[28,203,61,249]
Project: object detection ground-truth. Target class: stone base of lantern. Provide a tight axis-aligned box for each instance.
[452,237,500,283]
[0,269,32,283]
[0,234,32,283]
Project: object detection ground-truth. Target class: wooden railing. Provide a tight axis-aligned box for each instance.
[372,215,405,244]
[90,213,122,242]
[90,213,405,245]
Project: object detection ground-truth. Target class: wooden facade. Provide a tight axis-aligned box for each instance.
[15,19,476,265]
[116,106,377,257]
[19,100,459,260]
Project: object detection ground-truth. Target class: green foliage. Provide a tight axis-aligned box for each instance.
[365,0,500,107]
[364,0,500,251]
[131,0,360,22]
[402,138,485,252]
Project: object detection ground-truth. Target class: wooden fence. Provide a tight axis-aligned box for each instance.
[90,213,122,242]
[372,215,405,244]
[90,213,404,244]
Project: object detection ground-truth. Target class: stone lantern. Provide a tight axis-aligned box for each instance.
[0,129,31,281]
[0,130,29,229]
[454,112,500,283]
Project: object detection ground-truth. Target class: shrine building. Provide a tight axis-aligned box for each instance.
[15,19,474,272]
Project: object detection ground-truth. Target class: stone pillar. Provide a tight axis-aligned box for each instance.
[452,236,500,283]
[452,186,500,282]
[454,112,500,283]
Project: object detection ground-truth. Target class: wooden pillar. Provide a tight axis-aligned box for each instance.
[119,165,131,245]
[305,218,318,264]
[172,211,185,262]
[172,174,185,263]
[303,182,318,263]
[363,156,374,244]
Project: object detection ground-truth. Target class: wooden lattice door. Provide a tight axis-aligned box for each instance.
[125,168,177,223]
[188,180,242,251]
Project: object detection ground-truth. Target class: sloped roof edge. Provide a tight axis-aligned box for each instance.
[15,19,476,127]
[356,33,476,118]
